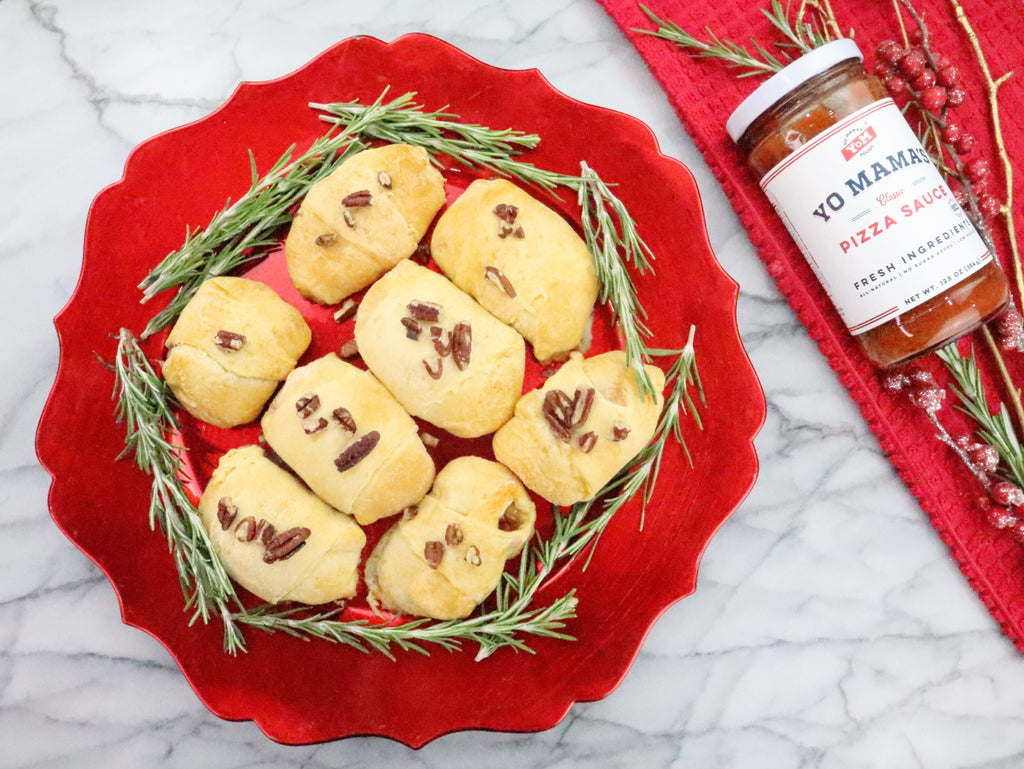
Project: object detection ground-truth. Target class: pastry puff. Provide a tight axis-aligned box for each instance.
[354,260,526,438]
[260,354,435,526]
[365,456,536,620]
[162,276,312,428]
[429,178,599,363]
[198,445,365,605]
[492,351,665,506]
[284,144,445,304]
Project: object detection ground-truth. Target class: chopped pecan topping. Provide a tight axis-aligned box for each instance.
[295,392,320,418]
[465,545,482,566]
[334,430,380,472]
[419,431,439,448]
[377,171,393,189]
[423,357,443,380]
[445,523,464,547]
[339,338,359,358]
[497,224,525,239]
[612,424,631,442]
[342,189,373,207]
[217,497,238,531]
[570,387,596,427]
[331,407,357,433]
[315,232,337,247]
[483,265,517,298]
[302,416,329,435]
[401,316,422,340]
[430,326,452,356]
[343,210,357,229]
[213,330,246,351]
[234,516,259,542]
[333,298,358,323]
[493,203,519,224]
[407,300,442,322]
[263,527,311,563]
[451,322,472,370]
[410,244,432,265]
[402,506,419,521]
[542,389,574,442]
[424,540,445,569]
[260,522,277,546]
[577,431,598,454]
[498,502,523,532]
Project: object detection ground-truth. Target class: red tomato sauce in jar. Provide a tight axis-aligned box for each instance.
[728,40,1009,368]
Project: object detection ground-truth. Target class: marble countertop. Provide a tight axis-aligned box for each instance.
[8,0,1024,766]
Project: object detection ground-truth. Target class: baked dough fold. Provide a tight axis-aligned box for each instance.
[355,260,526,438]
[284,144,445,304]
[492,350,665,506]
[430,178,598,363]
[162,276,311,428]
[260,353,435,526]
[365,456,536,620]
[198,445,365,604]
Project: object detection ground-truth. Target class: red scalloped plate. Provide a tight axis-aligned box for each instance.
[36,34,765,746]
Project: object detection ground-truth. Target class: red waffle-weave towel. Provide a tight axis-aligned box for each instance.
[596,0,1024,649]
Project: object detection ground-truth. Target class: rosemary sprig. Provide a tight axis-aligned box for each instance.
[314,92,578,191]
[111,328,246,652]
[936,343,1024,488]
[638,4,786,77]
[577,161,657,397]
[637,1,841,76]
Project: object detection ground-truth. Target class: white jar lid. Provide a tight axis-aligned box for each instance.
[725,39,864,143]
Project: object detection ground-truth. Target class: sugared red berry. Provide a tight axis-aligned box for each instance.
[954,132,975,154]
[968,443,1001,475]
[899,50,927,79]
[909,28,925,45]
[942,122,963,144]
[920,86,948,112]
[912,70,937,92]
[978,194,1001,218]
[992,481,1024,508]
[966,158,991,184]
[996,308,1024,351]
[885,76,909,96]
[986,504,1018,530]
[937,64,961,88]
[873,61,892,78]
[876,40,903,63]
[947,86,967,106]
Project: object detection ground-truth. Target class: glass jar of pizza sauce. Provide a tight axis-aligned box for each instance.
[727,39,1009,368]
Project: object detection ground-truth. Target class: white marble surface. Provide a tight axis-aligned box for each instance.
[7,0,1024,766]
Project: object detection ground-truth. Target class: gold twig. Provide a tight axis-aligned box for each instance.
[949,0,1020,304]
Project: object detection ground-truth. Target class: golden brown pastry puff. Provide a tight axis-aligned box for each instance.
[162,276,312,428]
[354,260,526,438]
[492,351,665,506]
[284,144,446,304]
[365,456,536,620]
[260,353,435,526]
[429,177,599,363]
[198,445,365,605]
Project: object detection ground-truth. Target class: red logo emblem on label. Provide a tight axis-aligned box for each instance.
[842,126,877,160]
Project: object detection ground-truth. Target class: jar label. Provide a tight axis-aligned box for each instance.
[760,98,992,334]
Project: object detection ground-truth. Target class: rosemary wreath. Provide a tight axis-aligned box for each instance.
[112,90,704,658]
